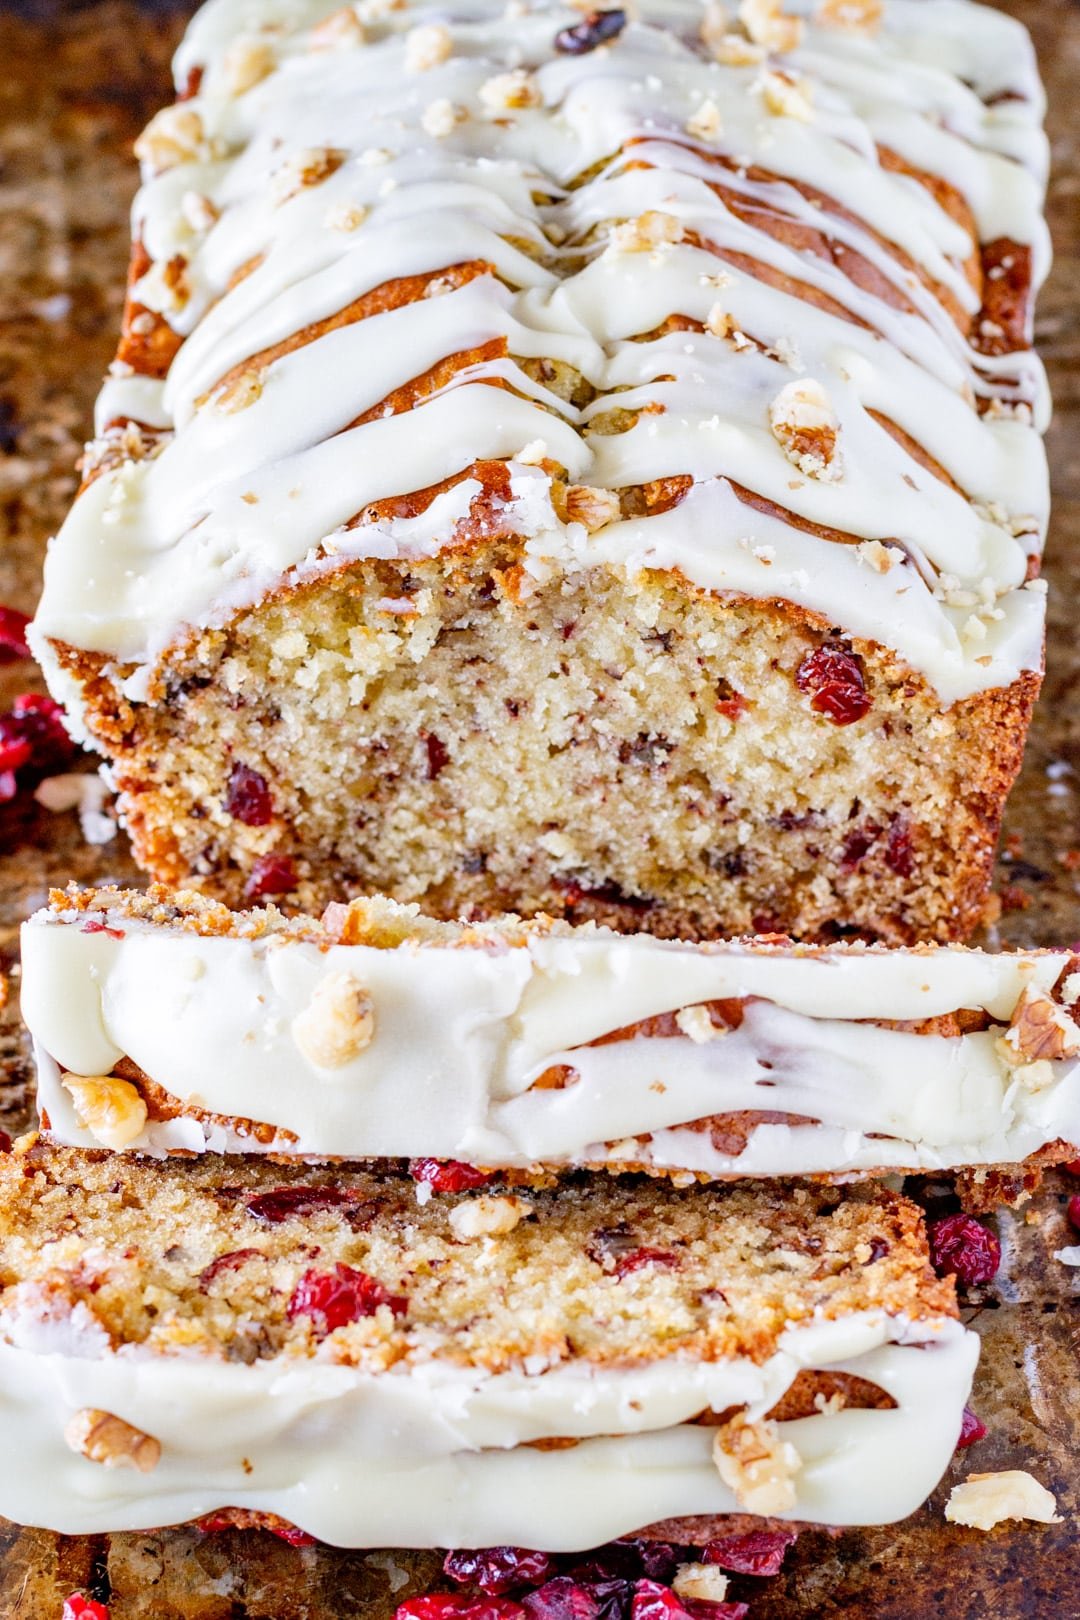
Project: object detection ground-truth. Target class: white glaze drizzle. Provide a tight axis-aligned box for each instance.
[21,908,1080,1172]
[30,0,1050,706]
[0,1309,976,1542]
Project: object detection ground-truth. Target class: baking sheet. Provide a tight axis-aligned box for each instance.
[0,0,1077,1611]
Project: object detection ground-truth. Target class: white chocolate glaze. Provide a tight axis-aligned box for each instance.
[22,907,1080,1172]
[31,0,1049,707]
[0,1309,976,1542]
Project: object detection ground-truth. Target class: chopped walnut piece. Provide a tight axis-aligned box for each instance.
[64,1409,161,1474]
[422,97,467,137]
[945,1471,1060,1530]
[712,31,765,63]
[134,105,209,173]
[1000,985,1080,1064]
[706,303,734,340]
[713,1411,801,1513]
[759,68,814,119]
[310,5,368,48]
[449,1194,531,1239]
[686,97,723,140]
[816,0,882,28]
[180,190,220,233]
[215,370,263,414]
[740,0,804,49]
[61,1075,147,1150]
[223,35,275,95]
[614,210,684,252]
[405,22,453,72]
[700,0,730,53]
[856,540,903,574]
[325,202,369,232]
[273,146,347,203]
[564,484,621,532]
[479,69,542,111]
[137,254,191,315]
[292,971,375,1068]
[673,1565,730,1604]
[675,1004,725,1044]
[769,378,842,480]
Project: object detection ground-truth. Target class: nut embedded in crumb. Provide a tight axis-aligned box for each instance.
[564,484,622,533]
[449,1194,531,1240]
[614,210,684,252]
[816,0,882,28]
[769,378,842,480]
[1000,985,1080,1064]
[945,1471,1060,1530]
[292,971,375,1068]
[64,1409,161,1474]
[673,1564,730,1603]
[223,35,276,95]
[675,1004,724,1044]
[712,1410,802,1513]
[479,69,542,112]
[61,1075,148,1150]
[686,97,723,141]
[404,22,453,72]
[740,0,804,50]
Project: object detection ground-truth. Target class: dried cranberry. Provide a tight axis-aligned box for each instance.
[840,824,880,871]
[425,733,450,779]
[682,1605,747,1620]
[245,853,297,898]
[522,1578,601,1618]
[795,642,871,725]
[1066,1160,1080,1176]
[62,1599,110,1620]
[703,1526,797,1576]
[634,1546,690,1584]
[81,920,125,940]
[226,761,274,825]
[445,1549,556,1596]
[927,1213,1000,1285]
[0,1131,11,1153]
[396,1599,527,1619]
[411,1159,497,1194]
[1068,1194,1080,1232]
[956,1405,986,1448]
[884,815,915,877]
[269,1521,317,1546]
[287,1263,407,1334]
[613,1247,679,1280]
[196,1513,236,1534]
[0,605,30,663]
[582,1581,633,1620]
[244,1185,353,1223]
[0,692,75,797]
[555,8,626,53]
[199,1248,263,1288]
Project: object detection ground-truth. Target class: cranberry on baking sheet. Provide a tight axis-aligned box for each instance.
[702,1526,798,1576]
[927,1212,1001,1285]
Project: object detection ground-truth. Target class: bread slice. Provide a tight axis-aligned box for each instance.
[30,0,1050,943]
[22,888,1080,1195]
[0,1145,973,1545]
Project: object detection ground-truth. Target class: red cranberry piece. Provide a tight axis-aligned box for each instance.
[244,1185,353,1223]
[226,761,274,825]
[0,1131,11,1153]
[884,815,915,878]
[269,1521,317,1546]
[0,606,30,663]
[956,1405,986,1449]
[245,853,297,898]
[63,1599,110,1620]
[81,920,125,940]
[0,692,75,781]
[286,1263,407,1335]
[196,1513,235,1534]
[1068,1194,1080,1232]
[634,1545,692,1584]
[396,1599,527,1619]
[412,1159,497,1194]
[1066,1160,1080,1176]
[199,1248,264,1289]
[840,824,880,872]
[522,1578,601,1618]
[682,1605,747,1620]
[703,1527,797,1576]
[445,1548,556,1595]
[927,1213,1000,1286]
[425,733,450,779]
[613,1247,679,1280]
[555,7,626,52]
[795,642,871,726]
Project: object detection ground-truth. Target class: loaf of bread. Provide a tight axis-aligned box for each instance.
[22,886,1080,1198]
[0,1146,974,1544]
[29,0,1050,941]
